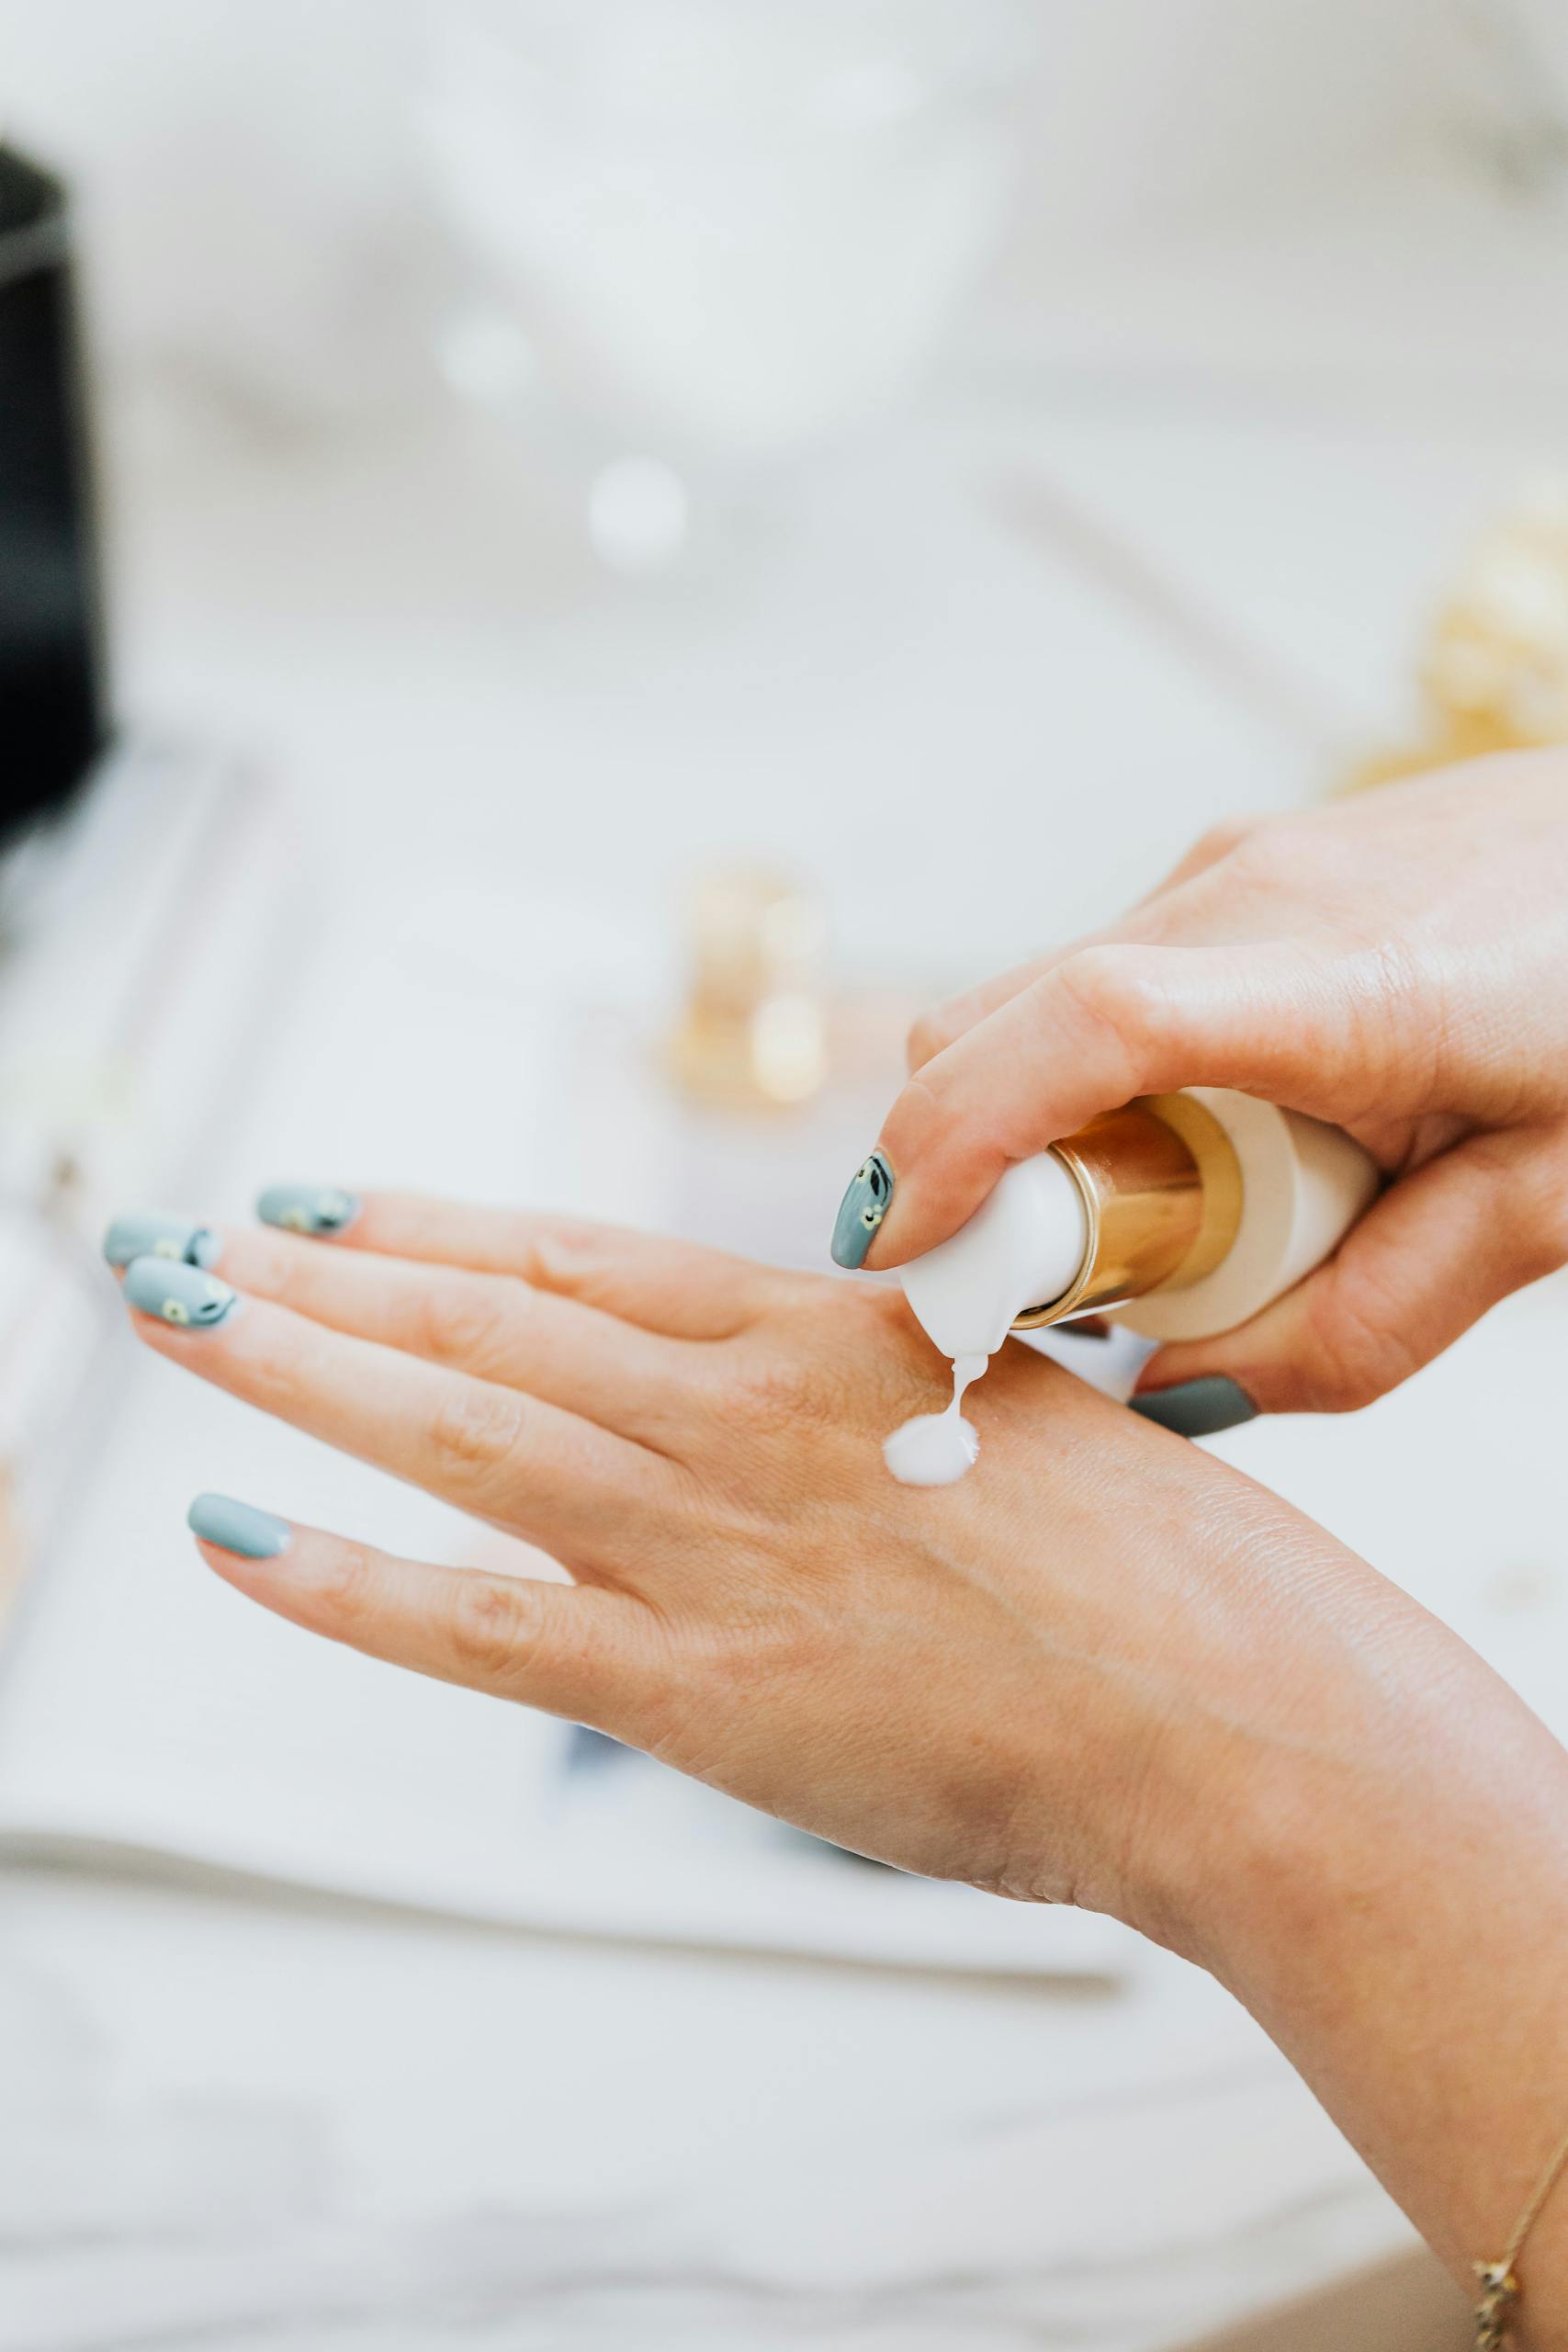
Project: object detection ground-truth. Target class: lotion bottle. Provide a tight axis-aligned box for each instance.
[899,1089,1379,1364]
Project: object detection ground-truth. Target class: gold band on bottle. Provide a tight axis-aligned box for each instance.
[1011,1094,1244,1329]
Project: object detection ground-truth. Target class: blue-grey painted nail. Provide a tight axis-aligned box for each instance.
[103,1212,220,1271]
[1130,1375,1258,1439]
[123,1256,238,1329]
[255,1182,360,1238]
[830,1150,894,1269]
[188,1492,291,1559]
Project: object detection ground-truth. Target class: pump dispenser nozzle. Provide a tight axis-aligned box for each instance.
[899,1151,1089,1362]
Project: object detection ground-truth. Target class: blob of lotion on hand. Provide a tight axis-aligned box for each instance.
[884,1090,1379,1487]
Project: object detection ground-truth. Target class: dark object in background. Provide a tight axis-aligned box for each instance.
[0,147,107,851]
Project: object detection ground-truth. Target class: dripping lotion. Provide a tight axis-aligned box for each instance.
[882,1090,1380,1487]
[882,1351,989,1487]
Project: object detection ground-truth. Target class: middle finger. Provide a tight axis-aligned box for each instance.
[209,1226,697,1446]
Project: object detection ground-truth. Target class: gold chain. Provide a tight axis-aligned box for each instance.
[1474,2118,1568,2348]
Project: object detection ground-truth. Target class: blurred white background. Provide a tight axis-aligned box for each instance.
[2,5,1567,2344]
[1,0,1564,976]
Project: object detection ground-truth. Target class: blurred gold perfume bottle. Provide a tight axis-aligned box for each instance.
[655,865,917,1270]
[1351,483,1568,790]
[667,868,829,1110]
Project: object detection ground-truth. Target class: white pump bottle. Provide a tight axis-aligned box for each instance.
[899,1089,1379,1364]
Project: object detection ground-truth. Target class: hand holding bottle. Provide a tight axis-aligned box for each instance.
[835,754,1568,1419]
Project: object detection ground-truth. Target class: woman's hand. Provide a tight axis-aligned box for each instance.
[838,753,1568,1418]
[118,1192,1434,1931]
[117,1195,1568,2332]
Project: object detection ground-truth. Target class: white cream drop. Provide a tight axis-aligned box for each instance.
[883,1352,989,1487]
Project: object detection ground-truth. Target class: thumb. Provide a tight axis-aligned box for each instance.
[1133,1127,1566,1419]
[851,939,1372,1270]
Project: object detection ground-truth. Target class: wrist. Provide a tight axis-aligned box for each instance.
[1184,1611,1568,2017]
[1156,1607,1568,2335]
[1081,1517,1446,1968]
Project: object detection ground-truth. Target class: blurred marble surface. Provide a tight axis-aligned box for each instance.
[0,1859,1427,2352]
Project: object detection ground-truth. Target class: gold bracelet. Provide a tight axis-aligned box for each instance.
[1475,2118,1568,2348]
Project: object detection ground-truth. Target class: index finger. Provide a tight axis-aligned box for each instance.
[862,938,1352,1268]
[259,1193,783,1340]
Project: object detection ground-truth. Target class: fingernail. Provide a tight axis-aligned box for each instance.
[103,1212,220,1271]
[1130,1375,1258,1439]
[255,1182,360,1238]
[123,1256,238,1329]
[830,1150,894,1269]
[188,1492,291,1559]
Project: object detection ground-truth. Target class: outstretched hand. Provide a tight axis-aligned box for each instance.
[114,1192,1568,2328]
[115,1189,1444,1948]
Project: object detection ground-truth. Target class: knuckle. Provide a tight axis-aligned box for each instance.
[905,1010,950,1070]
[1222,811,1297,876]
[879,1068,946,1162]
[1533,1196,1568,1275]
[733,1358,809,1433]
[522,1221,612,1298]
[1302,1270,1416,1412]
[1516,1237,1563,1294]
[1055,946,1169,1075]
[1515,1214,1568,1287]
[1058,944,1156,1026]
[317,1544,382,1634]
[249,1236,306,1304]
[426,1379,525,1487]
[415,1275,508,1368]
[729,1349,825,1440]
[1302,1340,1381,1414]
[727,1307,897,1443]
[1517,1149,1568,1275]
[446,1573,542,1685]
[1192,814,1259,867]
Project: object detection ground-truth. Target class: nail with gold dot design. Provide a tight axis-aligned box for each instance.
[123,1257,238,1329]
[256,1183,360,1238]
[830,1150,894,1270]
[103,1212,220,1271]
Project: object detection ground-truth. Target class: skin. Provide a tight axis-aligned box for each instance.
[121,1200,1568,2339]
[860,752,1568,1413]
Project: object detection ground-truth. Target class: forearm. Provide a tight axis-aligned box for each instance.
[1191,1633,1568,2342]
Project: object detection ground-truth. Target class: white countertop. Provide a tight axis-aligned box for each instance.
[3,1859,1425,2351]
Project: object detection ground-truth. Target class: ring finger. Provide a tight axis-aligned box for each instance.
[120,1265,672,1575]
[208,1227,700,1447]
